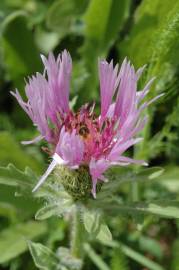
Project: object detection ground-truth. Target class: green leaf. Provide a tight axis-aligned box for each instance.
[133,167,164,180]
[139,236,163,259]
[146,2,179,96]
[100,167,164,196]
[83,209,112,242]
[0,163,36,189]
[46,0,74,34]
[0,184,40,219]
[83,243,110,270]
[34,184,70,200]
[107,200,179,219]
[123,1,179,162]
[151,96,179,160]
[2,11,41,88]
[46,0,88,34]
[34,182,73,220]
[84,0,112,47]
[111,248,129,270]
[129,167,164,181]
[120,243,164,270]
[96,224,112,243]
[28,241,59,270]
[0,131,42,173]
[171,240,179,270]
[83,0,131,53]
[80,0,112,101]
[120,0,178,67]
[0,164,41,217]
[35,199,72,220]
[106,241,164,270]
[0,202,18,222]
[34,26,60,54]
[104,0,131,50]
[79,0,131,102]
[147,168,165,180]
[83,210,101,234]
[35,204,61,220]
[159,166,179,192]
[0,221,47,264]
[57,247,83,270]
[139,201,179,218]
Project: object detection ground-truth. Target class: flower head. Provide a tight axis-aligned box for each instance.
[11,50,162,198]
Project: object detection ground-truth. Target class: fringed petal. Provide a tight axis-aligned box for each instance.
[99,59,120,120]
[42,50,72,115]
[108,138,143,160]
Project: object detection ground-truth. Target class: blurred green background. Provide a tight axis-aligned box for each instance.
[1,0,179,269]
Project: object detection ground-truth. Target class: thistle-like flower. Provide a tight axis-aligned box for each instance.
[11,50,162,198]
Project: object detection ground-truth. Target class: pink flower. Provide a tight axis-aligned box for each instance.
[11,50,163,197]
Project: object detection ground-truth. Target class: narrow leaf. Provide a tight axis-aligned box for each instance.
[105,241,164,270]
[105,201,179,219]
[83,243,110,270]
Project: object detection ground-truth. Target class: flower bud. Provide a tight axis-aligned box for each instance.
[54,165,101,200]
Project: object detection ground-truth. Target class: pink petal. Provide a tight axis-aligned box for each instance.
[55,127,84,167]
[114,61,137,124]
[136,65,146,80]
[99,59,120,120]
[89,158,110,198]
[108,138,143,160]
[42,50,72,115]
[137,77,156,104]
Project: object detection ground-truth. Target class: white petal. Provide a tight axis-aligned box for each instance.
[21,135,44,145]
[53,153,67,165]
[32,159,57,192]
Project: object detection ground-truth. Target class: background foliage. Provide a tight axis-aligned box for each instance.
[0,0,179,269]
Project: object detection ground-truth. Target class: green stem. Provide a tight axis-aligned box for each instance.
[131,181,139,202]
[70,205,84,258]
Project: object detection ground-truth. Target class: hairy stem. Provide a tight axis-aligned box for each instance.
[70,205,84,259]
